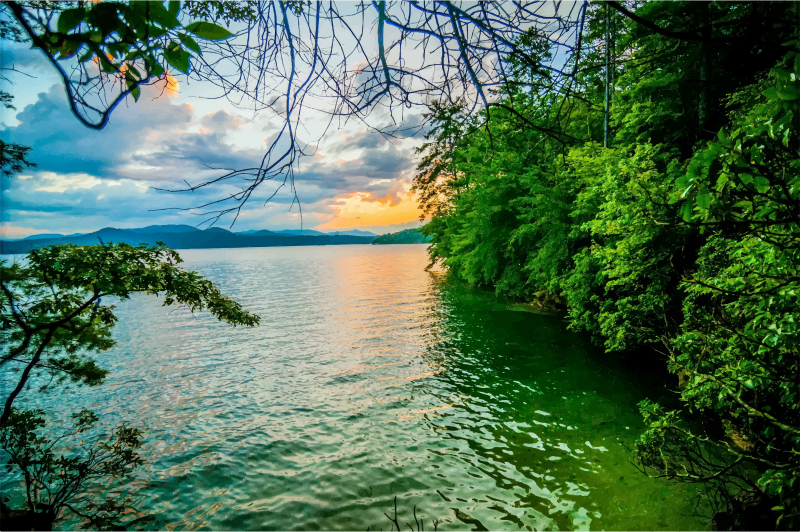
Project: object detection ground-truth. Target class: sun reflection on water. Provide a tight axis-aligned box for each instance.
[5,245,708,531]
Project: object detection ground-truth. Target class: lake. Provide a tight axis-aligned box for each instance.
[7,244,707,530]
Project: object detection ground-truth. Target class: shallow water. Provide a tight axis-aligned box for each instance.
[5,244,706,530]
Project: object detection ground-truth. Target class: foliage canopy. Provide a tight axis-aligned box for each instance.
[415,2,799,529]
[0,242,259,528]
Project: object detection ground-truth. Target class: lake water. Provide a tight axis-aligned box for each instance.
[7,244,707,530]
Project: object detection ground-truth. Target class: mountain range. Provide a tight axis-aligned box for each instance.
[0,225,378,254]
[233,228,377,237]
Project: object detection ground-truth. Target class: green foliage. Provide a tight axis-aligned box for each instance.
[0,139,37,178]
[7,0,246,98]
[0,91,15,110]
[0,407,144,530]
[184,20,233,40]
[560,142,690,352]
[1,242,259,424]
[0,241,259,528]
[635,51,800,530]
[0,91,38,179]
[183,1,257,25]
[416,2,799,528]
[372,228,431,245]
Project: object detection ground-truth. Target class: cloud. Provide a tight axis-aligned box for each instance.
[1,74,428,233]
[339,131,385,150]
[316,188,422,230]
[0,42,51,75]
[0,223,52,239]
[33,172,102,193]
[200,109,245,131]
[294,140,417,195]
[1,84,278,191]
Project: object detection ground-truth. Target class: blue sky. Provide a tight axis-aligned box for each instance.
[1,38,427,238]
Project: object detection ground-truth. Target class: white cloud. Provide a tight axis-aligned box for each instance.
[34,172,102,193]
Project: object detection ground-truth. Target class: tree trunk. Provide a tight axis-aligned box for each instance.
[604,2,611,148]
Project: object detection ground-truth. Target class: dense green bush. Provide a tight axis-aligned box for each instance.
[415,2,798,528]
[372,228,432,245]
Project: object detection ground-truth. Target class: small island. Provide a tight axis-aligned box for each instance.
[372,228,431,245]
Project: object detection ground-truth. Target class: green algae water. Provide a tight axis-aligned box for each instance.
[8,245,707,530]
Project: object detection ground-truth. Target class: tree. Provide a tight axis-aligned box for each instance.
[634,49,800,530]
[1,242,259,528]
[414,2,798,528]
[4,2,798,528]
[1,241,259,425]
[1,408,145,530]
[3,0,239,129]
[8,1,793,224]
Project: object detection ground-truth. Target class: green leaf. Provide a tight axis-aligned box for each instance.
[668,195,682,205]
[77,49,92,63]
[178,33,202,55]
[131,0,180,28]
[148,3,181,29]
[85,3,119,35]
[696,193,712,209]
[776,85,798,100]
[125,67,141,82]
[131,86,141,102]
[185,21,233,40]
[57,8,85,33]
[162,43,191,74]
[99,57,118,74]
[146,58,165,77]
[168,1,181,16]
[754,175,770,193]
[58,39,81,59]
[145,25,168,40]
[679,202,693,222]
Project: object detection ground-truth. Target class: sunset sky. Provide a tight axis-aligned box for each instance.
[0,37,428,238]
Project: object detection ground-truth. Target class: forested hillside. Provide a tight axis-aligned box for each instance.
[372,228,432,244]
[414,2,799,529]
[0,226,375,254]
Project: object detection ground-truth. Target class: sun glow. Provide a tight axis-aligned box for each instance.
[317,190,422,229]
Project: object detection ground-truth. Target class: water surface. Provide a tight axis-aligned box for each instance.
[8,245,705,530]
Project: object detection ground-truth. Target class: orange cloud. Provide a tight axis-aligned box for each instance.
[317,190,422,229]
[0,224,53,238]
[165,72,180,97]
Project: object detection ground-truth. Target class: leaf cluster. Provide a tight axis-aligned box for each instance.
[416,2,799,528]
[0,407,144,530]
[1,241,259,424]
[5,0,235,107]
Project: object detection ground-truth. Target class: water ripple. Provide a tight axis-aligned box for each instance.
[6,245,706,531]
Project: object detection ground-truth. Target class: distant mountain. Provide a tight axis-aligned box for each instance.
[120,224,199,233]
[270,229,325,236]
[0,224,377,254]
[204,227,233,234]
[1,233,86,241]
[329,229,377,237]
[236,229,277,236]
[10,226,196,240]
[21,233,67,240]
[235,229,377,237]
[372,228,431,245]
